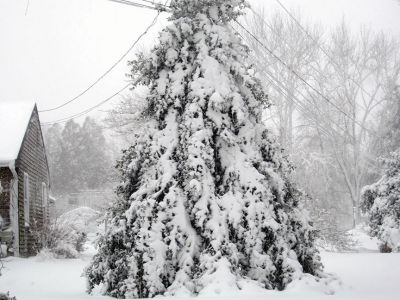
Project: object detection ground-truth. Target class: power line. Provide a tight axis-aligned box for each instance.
[240,38,380,167]
[265,73,334,139]
[233,24,348,139]
[242,8,385,145]
[247,7,336,88]
[259,59,350,140]
[245,51,348,140]
[234,25,383,163]
[109,0,171,11]
[243,46,378,163]
[39,11,160,113]
[274,0,374,100]
[241,39,352,139]
[139,0,170,9]
[109,0,160,11]
[235,20,376,136]
[41,82,132,126]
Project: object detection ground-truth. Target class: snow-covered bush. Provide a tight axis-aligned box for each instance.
[0,292,16,300]
[86,0,323,298]
[361,150,400,252]
[41,207,99,258]
[310,207,356,251]
[42,222,86,258]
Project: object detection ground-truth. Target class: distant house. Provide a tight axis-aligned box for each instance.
[0,102,50,257]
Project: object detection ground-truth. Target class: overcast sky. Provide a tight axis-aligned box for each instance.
[0,0,399,124]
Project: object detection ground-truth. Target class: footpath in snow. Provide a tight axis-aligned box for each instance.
[0,229,399,300]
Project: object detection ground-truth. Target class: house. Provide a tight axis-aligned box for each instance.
[0,102,50,257]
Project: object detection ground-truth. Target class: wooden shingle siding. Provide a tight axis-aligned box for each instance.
[15,106,50,257]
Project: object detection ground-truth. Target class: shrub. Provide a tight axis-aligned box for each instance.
[0,292,16,300]
[40,207,99,258]
[361,150,400,252]
[42,222,87,258]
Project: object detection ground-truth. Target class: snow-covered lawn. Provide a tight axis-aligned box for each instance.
[0,242,105,300]
[1,233,399,300]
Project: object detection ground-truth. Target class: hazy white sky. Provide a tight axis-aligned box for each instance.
[0,0,399,124]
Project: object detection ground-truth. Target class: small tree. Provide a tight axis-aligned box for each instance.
[361,149,400,252]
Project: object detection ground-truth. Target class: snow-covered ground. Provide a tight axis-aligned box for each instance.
[1,230,399,300]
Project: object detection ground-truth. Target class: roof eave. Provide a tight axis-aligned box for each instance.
[0,160,12,168]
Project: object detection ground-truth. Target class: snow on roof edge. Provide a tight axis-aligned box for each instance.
[0,101,36,162]
[0,160,12,167]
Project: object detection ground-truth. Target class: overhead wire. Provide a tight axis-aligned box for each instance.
[244,9,384,145]
[139,0,171,9]
[274,0,375,100]
[232,24,346,139]
[108,0,171,11]
[236,14,339,121]
[109,0,162,11]
[260,63,349,141]
[247,53,347,140]
[40,0,172,124]
[247,50,352,140]
[248,7,339,89]
[234,20,376,137]
[39,10,160,113]
[40,0,377,145]
[41,82,132,126]
[232,26,379,164]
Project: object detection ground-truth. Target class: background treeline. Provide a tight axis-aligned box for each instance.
[43,117,116,196]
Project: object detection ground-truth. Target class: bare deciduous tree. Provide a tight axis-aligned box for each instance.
[244,9,322,153]
[246,10,400,229]
[301,23,400,227]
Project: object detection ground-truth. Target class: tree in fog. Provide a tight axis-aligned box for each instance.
[372,85,400,158]
[244,9,322,153]
[246,10,400,229]
[80,117,113,189]
[57,120,83,194]
[301,24,400,227]
[44,118,114,196]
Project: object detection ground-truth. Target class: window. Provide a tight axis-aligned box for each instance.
[42,182,48,207]
[24,172,30,227]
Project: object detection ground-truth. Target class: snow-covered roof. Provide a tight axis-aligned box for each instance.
[0,101,36,165]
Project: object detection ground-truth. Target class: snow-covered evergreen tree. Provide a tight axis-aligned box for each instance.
[86,0,322,297]
[361,149,400,252]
